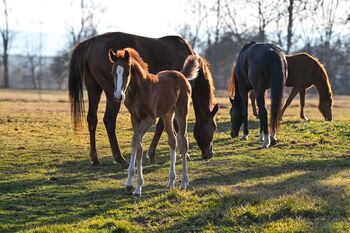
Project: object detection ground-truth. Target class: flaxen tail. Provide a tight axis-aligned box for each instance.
[181,55,200,81]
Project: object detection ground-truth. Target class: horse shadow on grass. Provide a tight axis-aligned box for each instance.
[161,157,350,231]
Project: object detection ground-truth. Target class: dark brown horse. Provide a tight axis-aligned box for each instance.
[109,48,199,195]
[229,42,286,148]
[249,53,333,121]
[68,32,218,167]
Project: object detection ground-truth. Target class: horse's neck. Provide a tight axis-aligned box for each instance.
[191,75,213,120]
[314,71,332,102]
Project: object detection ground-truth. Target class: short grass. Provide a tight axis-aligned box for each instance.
[0,89,349,232]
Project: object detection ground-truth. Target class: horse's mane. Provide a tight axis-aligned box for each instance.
[228,64,235,97]
[199,57,216,106]
[118,48,158,82]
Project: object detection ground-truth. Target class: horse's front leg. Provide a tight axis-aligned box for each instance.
[240,89,250,140]
[104,99,128,168]
[130,117,155,196]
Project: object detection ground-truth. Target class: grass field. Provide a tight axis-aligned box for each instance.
[1,89,349,232]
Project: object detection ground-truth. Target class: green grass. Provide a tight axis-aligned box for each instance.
[0,90,350,232]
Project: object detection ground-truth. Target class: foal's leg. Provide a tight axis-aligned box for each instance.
[281,87,300,120]
[162,114,177,189]
[299,89,308,120]
[240,89,250,140]
[85,76,102,165]
[126,117,155,196]
[256,91,270,148]
[103,99,128,168]
[175,110,189,189]
[146,118,164,164]
[249,90,259,118]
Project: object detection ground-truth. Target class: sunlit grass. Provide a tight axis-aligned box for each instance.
[0,89,349,232]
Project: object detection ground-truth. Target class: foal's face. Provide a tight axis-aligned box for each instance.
[229,97,243,138]
[109,49,131,102]
[193,104,218,160]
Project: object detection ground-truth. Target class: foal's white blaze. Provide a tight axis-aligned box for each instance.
[114,65,124,100]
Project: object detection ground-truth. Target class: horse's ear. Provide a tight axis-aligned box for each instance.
[229,97,234,104]
[124,50,130,61]
[108,49,117,63]
[211,104,219,117]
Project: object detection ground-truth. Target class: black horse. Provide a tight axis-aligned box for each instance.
[228,42,287,148]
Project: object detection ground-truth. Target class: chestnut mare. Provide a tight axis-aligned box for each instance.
[249,53,333,121]
[68,32,218,168]
[229,42,286,148]
[109,48,199,196]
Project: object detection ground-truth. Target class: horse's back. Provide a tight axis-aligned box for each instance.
[285,53,316,87]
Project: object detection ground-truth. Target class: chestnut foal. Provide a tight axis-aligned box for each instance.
[108,48,199,196]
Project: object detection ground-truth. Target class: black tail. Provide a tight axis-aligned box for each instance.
[68,43,85,131]
[269,53,285,133]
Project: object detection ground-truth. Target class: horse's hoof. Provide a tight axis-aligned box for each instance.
[125,186,134,195]
[270,137,277,146]
[115,158,129,169]
[91,160,101,166]
[133,193,141,198]
[180,183,189,189]
[167,184,174,189]
[240,134,248,140]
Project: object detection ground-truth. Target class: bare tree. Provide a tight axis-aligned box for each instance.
[178,0,208,50]
[0,0,14,88]
[67,0,100,47]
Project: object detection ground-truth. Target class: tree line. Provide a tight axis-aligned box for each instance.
[1,0,349,94]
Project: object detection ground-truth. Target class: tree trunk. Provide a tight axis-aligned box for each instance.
[286,0,294,53]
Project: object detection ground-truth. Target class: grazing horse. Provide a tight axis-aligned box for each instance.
[68,32,218,168]
[108,48,199,196]
[228,42,286,148]
[249,53,333,121]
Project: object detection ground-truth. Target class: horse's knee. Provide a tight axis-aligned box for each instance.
[87,115,98,131]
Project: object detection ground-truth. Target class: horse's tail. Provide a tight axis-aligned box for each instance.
[181,55,200,81]
[228,64,235,97]
[68,43,86,131]
[269,53,285,133]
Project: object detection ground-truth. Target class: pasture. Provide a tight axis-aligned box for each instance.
[1,89,349,232]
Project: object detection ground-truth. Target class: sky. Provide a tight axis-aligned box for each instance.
[3,0,189,56]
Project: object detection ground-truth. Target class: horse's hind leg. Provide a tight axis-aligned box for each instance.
[162,113,177,189]
[85,75,102,165]
[281,87,300,120]
[250,90,259,118]
[175,108,189,189]
[147,118,164,164]
[299,89,308,120]
[257,91,270,148]
[103,99,128,168]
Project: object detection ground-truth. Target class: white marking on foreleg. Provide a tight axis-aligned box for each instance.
[180,153,189,189]
[134,158,144,196]
[241,134,248,140]
[261,133,271,149]
[125,149,136,187]
[167,149,176,189]
[259,132,264,142]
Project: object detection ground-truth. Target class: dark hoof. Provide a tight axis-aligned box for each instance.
[133,193,141,198]
[91,160,101,166]
[114,158,129,169]
[125,186,134,195]
[270,137,277,146]
[149,158,156,164]
[202,155,212,161]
